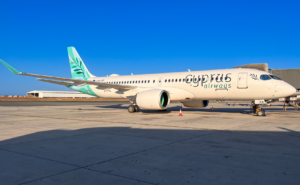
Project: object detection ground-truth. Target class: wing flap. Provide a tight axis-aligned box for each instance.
[36,79,74,86]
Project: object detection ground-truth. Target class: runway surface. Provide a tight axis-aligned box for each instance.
[0,102,299,184]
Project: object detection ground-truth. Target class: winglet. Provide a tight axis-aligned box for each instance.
[0,59,21,74]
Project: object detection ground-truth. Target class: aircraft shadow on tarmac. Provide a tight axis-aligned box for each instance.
[0,126,300,185]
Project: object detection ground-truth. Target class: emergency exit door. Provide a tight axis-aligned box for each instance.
[237,72,248,89]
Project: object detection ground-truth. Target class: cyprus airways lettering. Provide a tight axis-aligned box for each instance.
[185,73,232,88]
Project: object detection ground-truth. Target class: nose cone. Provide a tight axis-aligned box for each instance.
[282,83,296,97]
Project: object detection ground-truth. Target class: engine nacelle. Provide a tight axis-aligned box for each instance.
[182,100,209,107]
[136,89,170,110]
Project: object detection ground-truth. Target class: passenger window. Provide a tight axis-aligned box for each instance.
[183,79,185,82]
[168,79,170,82]
[148,80,150,83]
[190,78,192,82]
[179,79,181,82]
[165,79,167,82]
[175,79,177,82]
[153,80,155,83]
[224,77,227,81]
[260,75,271,80]
[172,79,174,82]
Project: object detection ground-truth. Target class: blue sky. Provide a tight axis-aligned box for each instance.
[0,0,299,95]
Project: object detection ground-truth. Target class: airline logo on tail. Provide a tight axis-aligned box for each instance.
[67,47,95,80]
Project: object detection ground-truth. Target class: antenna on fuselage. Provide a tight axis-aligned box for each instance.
[188,69,191,72]
[131,73,133,75]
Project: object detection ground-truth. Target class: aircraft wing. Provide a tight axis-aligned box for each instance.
[36,79,74,86]
[0,59,135,91]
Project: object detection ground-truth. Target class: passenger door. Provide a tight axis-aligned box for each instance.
[237,72,248,89]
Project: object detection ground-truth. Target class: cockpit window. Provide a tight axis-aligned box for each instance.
[270,75,282,80]
[260,75,271,80]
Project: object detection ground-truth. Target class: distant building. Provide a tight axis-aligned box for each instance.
[27,90,96,98]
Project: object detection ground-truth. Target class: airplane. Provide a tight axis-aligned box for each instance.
[0,47,296,116]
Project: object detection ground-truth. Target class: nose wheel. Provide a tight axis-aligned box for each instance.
[257,110,265,116]
[128,104,140,113]
[252,101,266,116]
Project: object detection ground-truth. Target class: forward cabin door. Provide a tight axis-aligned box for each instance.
[237,72,248,89]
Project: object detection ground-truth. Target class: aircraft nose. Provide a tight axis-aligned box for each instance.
[283,83,296,97]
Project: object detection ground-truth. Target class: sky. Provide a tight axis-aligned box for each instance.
[0,0,299,95]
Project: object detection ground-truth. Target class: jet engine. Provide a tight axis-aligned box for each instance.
[136,89,170,110]
[182,100,209,107]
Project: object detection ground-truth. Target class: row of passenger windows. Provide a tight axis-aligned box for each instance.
[101,77,229,85]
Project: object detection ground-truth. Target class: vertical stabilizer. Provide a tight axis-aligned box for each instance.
[67,47,95,79]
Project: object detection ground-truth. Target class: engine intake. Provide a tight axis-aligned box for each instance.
[136,89,170,110]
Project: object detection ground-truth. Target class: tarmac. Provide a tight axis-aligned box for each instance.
[0,101,300,185]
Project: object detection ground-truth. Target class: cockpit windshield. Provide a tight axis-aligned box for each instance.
[269,75,282,80]
[260,75,271,80]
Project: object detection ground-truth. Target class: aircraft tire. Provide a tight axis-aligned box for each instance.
[128,105,136,113]
[134,105,140,112]
[257,110,265,116]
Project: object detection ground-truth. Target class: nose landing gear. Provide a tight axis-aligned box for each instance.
[252,100,266,116]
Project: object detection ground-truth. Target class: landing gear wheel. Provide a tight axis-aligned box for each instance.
[128,105,136,113]
[134,105,140,112]
[257,110,265,116]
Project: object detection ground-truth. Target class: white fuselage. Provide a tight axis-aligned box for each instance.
[87,68,296,101]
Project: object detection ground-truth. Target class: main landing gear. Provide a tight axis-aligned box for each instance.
[128,104,140,113]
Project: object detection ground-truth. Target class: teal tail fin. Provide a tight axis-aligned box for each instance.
[67,47,95,79]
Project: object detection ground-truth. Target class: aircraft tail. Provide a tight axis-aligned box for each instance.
[67,47,95,79]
